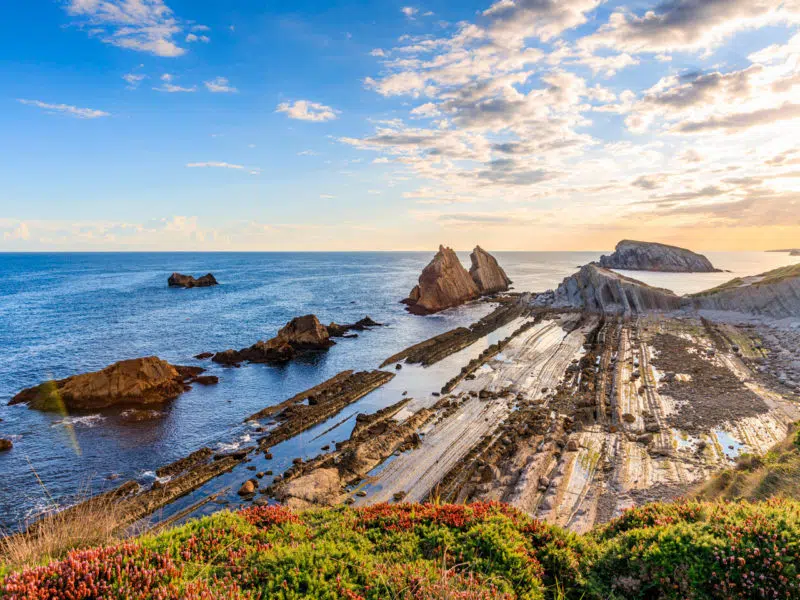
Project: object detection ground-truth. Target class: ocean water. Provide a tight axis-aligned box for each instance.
[0,250,796,528]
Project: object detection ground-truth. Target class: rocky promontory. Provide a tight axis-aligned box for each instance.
[469,245,512,294]
[9,357,216,412]
[598,240,720,272]
[168,273,219,288]
[549,264,681,314]
[403,245,510,314]
[213,315,335,366]
[686,263,800,319]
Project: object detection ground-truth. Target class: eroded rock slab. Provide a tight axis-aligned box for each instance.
[402,245,480,315]
[469,246,511,294]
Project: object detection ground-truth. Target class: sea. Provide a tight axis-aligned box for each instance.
[1,250,797,529]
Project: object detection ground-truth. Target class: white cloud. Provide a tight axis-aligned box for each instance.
[320,194,336,199]
[122,73,146,88]
[370,48,386,57]
[186,162,245,169]
[204,77,238,93]
[186,33,210,43]
[276,100,339,122]
[154,73,195,92]
[63,0,198,57]
[18,99,110,119]
[3,222,30,241]
[402,7,418,18]
[298,150,318,156]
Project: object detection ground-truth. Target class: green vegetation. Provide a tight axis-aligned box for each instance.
[691,262,800,297]
[3,498,800,599]
[696,426,800,503]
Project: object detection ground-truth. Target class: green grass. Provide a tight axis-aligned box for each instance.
[4,498,800,599]
[691,263,800,297]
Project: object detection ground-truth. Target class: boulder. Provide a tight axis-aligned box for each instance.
[9,357,214,412]
[213,315,335,366]
[598,240,720,272]
[402,245,480,314]
[0,438,12,452]
[168,273,219,288]
[469,246,511,294]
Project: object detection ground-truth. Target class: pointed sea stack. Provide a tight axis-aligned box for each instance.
[469,245,511,294]
[402,245,480,315]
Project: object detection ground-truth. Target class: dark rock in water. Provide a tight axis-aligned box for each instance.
[192,375,219,386]
[469,245,512,294]
[168,272,219,288]
[326,316,382,337]
[0,438,12,452]
[194,352,214,360]
[238,480,257,495]
[9,357,214,412]
[213,315,335,366]
[598,240,720,272]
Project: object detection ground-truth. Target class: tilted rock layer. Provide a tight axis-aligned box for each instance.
[553,264,682,315]
[598,240,720,272]
[686,263,800,319]
[403,246,480,314]
[10,357,211,412]
[469,246,511,294]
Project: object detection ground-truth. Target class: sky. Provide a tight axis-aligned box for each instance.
[1,0,799,251]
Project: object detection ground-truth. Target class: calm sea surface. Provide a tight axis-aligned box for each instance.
[0,251,797,527]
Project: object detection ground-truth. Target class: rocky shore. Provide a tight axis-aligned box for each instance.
[9,357,217,412]
[598,240,720,272]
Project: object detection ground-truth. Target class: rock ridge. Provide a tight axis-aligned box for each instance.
[598,240,720,272]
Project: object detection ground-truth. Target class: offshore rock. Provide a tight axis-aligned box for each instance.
[598,240,720,272]
[168,272,219,288]
[326,316,382,337]
[9,357,213,412]
[0,438,12,452]
[686,263,800,319]
[213,315,335,366]
[469,246,511,294]
[553,264,681,315]
[403,245,480,314]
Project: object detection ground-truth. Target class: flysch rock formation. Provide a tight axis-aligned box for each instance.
[548,264,681,315]
[686,263,800,320]
[9,357,216,412]
[403,245,511,314]
[598,240,720,272]
[213,314,335,366]
[168,272,219,288]
[469,245,512,294]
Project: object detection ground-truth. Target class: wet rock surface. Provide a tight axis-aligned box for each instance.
[326,316,382,337]
[9,357,215,412]
[0,438,12,452]
[598,240,720,272]
[168,272,219,288]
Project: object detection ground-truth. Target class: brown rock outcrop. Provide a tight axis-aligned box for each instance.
[469,246,511,294]
[9,357,215,412]
[213,315,335,366]
[0,438,12,452]
[402,245,480,314]
[168,273,218,288]
[326,316,382,337]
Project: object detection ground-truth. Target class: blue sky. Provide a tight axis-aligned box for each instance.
[1,1,799,250]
